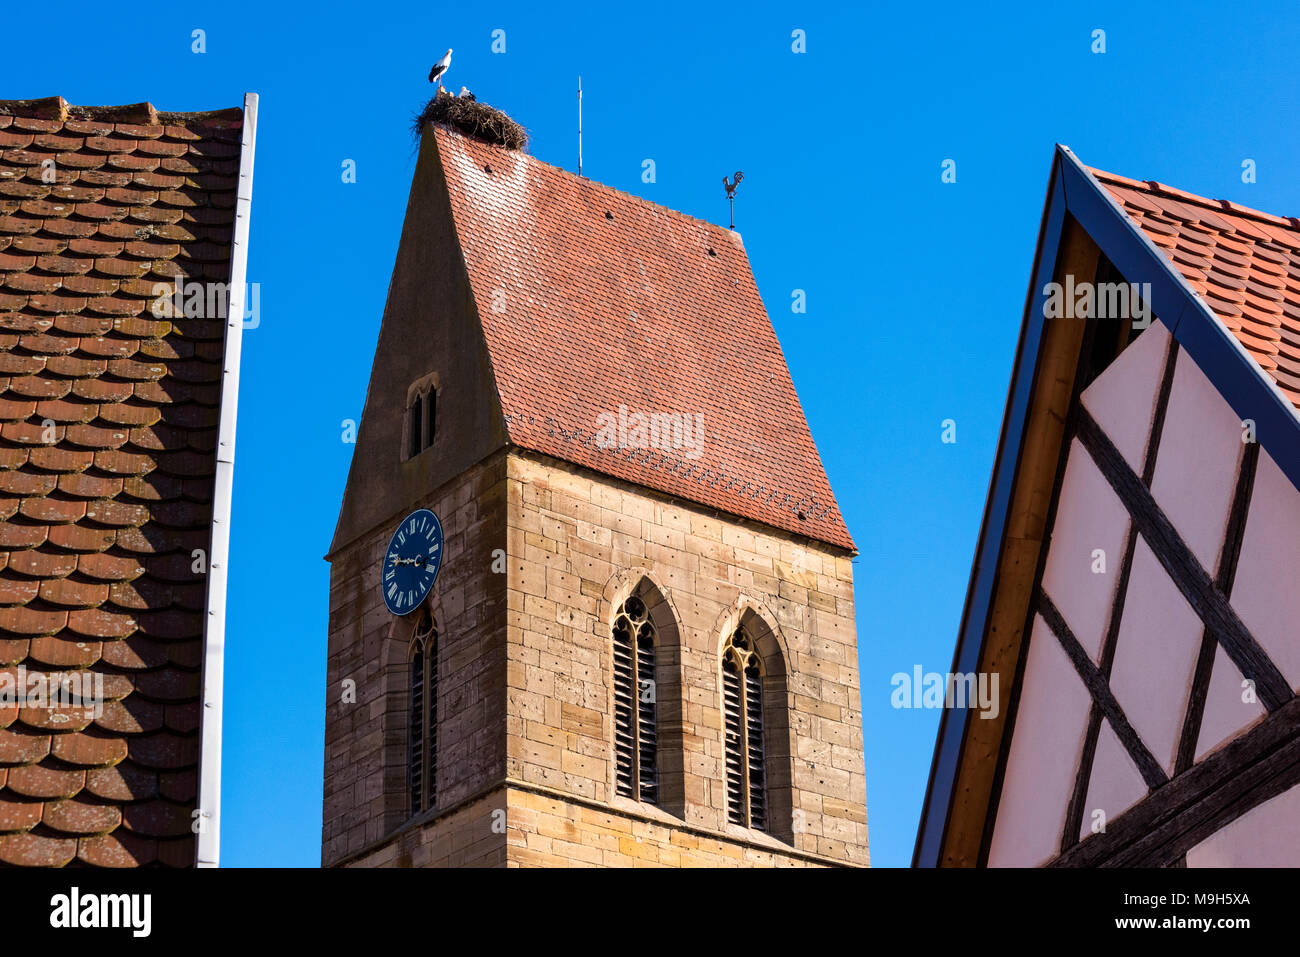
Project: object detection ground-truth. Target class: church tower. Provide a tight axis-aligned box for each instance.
[322,106,869,867]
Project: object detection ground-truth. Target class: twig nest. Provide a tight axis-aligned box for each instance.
[414,91,527,151]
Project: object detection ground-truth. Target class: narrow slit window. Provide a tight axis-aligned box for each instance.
[423,388,436,450]
[406,387,436,459]
[722,628,766,831]
[612,596,657,804]
[407,394,423,460]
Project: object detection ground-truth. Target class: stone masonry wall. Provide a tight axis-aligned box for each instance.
[322,453,508,866]
[324,448,868,868]
[503,451,868,866]
[344,791,507,868]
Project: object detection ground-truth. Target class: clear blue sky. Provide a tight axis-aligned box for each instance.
[11,0,1300,867]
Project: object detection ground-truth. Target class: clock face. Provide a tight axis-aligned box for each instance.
[382,508,444,615]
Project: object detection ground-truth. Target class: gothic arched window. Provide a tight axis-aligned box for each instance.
[612,596,657,804]
[408,609,438,814]
[723,628,767,831]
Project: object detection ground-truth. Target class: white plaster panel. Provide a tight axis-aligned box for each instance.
[1079,719,1147,841]
[988,614,1092,867]
[1081,319,1171,473]
[1108,537,1201,775]
[1229,448,1300,691]
[1150,346,1243,573]
[1041,439,1131,664]
[1196,644,1266,762]
[1187,780,1300,867]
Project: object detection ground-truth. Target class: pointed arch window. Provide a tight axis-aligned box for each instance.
[612,596,657,804]
[408,609,438,814]
[723,628,766,831]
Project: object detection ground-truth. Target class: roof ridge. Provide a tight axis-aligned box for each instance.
[433,123,743,245]
[0,96,242,126]
[1088,164,1300,234]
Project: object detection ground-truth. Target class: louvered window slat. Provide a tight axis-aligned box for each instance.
[408,611,438,816]
[636,631,657,803]
[613,618,636,798]
[408,648,424,814]
[723,659,746,826]
[723,628,767,832]
[612,597,658,805]
[427,639,438,803]
[745,665,766,831]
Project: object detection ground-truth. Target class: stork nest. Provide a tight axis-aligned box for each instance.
[413,91,528,151]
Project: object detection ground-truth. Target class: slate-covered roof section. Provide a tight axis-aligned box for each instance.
[433,126,854,551]
[1093,167,1300,412]
[0,97,242,867]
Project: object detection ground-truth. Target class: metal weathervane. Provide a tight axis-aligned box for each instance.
[723,171,744,230]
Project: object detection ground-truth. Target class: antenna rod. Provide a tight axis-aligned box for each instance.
[578,75,583,177]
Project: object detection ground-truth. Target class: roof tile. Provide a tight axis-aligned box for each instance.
[5,763,84,799]
[76,830,157,866]
[85,763,156,802]
[1095,167,1300,412]
[43,798,121,835]
[50,731,128,767]
[28,633,102,663]
[0,96,241,865]
[0,795,43,832]
[432,127,853,550]
[0,727,51,763]
[0,830,76,866]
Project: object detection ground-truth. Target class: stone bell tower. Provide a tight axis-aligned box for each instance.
[322,103,869,868]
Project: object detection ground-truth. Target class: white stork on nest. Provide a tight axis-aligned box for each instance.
[428,49,453,89]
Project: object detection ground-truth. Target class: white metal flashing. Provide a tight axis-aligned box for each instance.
[196,91,257,867]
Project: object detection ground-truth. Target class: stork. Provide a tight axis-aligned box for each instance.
[428,49,453,90]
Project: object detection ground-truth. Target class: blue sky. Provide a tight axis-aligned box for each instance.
[10,0,1300,867]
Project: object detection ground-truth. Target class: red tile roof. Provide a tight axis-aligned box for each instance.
[433,126,854,551]
[1092,167,1300,412]
[0,97,243,867]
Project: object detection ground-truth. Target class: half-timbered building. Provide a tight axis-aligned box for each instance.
[916,146,1300,867]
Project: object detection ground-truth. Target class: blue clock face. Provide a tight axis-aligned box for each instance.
[382,508,444,615]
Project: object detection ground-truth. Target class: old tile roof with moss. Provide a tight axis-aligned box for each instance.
[432,125,854,551]
[1093,166,1300,413]
[0,97,242,867]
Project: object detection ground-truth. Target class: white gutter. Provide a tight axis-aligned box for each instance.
[196,91,258,867]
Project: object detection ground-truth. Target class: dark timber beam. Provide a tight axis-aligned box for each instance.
[1038,591,1167,790]
[1075,407,1292,712]
[1175,441,1261,775]
[1061,336,1180,851]
[1052,695,1300,867]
